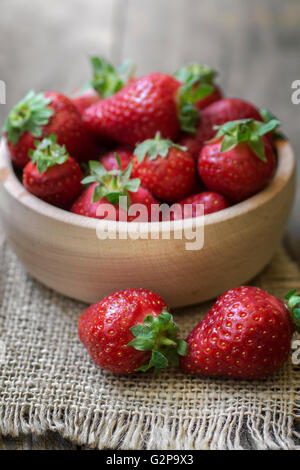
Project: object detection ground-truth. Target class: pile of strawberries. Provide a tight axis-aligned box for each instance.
[3,57,282,221]
[3,57,298,380]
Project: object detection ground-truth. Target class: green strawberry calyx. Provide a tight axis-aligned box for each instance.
[3,90,54,146]
[260,108,286,141]
[285,290,300,333]
[126,308,189,374]
[134,132,187,163]
[176,64,217,134]
[81,154,140,209]
[174,63,217,87]
[212,118,281,162]
[29,134,69,173]
[90,56,136,98]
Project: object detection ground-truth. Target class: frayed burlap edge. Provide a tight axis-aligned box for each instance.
[0,403,300,450]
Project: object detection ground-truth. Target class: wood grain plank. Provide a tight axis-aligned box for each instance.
[0,0,117,124]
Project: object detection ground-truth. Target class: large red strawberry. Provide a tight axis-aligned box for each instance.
[174,63,223,110]
[3,90,99,168]
[132,133,197,203]
[83,72,209,146]
[198,118,279,203]
[78,288,188,374]
[179,98,262,160]
[101,148,133,171]
[23,134,82,209]
[71,56,135,115]
[170,191,229,220]
[181,286,300,379]
[83,73,181,145]
[71,154,158,221]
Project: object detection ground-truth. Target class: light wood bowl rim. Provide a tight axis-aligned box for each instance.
[0,138,295,233]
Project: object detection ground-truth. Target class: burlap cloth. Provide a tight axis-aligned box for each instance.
[0,233,300,450]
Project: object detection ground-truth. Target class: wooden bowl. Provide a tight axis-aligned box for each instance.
[0,138,296,307]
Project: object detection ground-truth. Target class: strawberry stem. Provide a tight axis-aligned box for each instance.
[176,66,217,134]
[212,118,281,161]
[90,56,135,98]
[174,63,217,86]
[126,308,188,373]
[3,90,54,145]
[81,154,140,208]
[134,132,186,163]
[29,134,69,173]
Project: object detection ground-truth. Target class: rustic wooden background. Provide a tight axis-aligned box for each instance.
[0,0,300,450]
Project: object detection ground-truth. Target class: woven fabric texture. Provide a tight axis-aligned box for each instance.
[0,239,299,450]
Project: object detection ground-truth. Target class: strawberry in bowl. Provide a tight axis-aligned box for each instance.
[71,154,158,222]
[23,134,82,209]
[3,90,99,168]
[132,132,197,203]
[179,97,263,161]
[198,118,280,203]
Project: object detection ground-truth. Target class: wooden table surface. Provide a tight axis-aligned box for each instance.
[0,0,299,450]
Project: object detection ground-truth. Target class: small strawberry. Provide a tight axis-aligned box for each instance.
[181,286,300,379]
[71,154,158,221]
[78,288,188,374]
[179,98,262,160]
[174,63,223,110]
[171,191,229,220]
[101,148,133,171]
[132,132,197,203]
[198,118,279,203]
[71,56,135,115]
[3,90,99,168]
[23,134,82,209]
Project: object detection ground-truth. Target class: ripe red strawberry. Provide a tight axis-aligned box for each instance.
[71,56,135,115]
[3,90,99,168]
[179,98,262,160]
[132,133,197,203]
[198,119,279,203]
[101,148,133,171]
[71,154,158,221]
[23,134,82,209]
[180,286,300,379]
[83,73,181,145]
[174,63,223,110]
[78,288,188,374]
[171,191,229,220]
